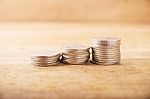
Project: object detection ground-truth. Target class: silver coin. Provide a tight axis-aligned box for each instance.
[92,51,120,55]
[93,53,120,56]
[31,50,60,66]
[93,58,120,62]
[92,46,120,49]
[62,59,89,65]
[62,54,90,58]
[92,47,120,49]
[31,57,59,61]
[92,61,120,65]
[61,44,90,65]
[93,56,120,59]
[92,52,120,56]
[62,52,89,56]
[62,57,89,61]
[93,55,120,59]
[92,48,120,52]
[32,61,59,64]
[91,37,121,65]
[32,63,59,67]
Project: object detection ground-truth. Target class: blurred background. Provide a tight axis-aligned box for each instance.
[0,0,149,23]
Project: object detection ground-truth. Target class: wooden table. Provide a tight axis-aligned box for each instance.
[0,23,150,99]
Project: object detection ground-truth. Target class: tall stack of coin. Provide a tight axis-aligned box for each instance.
[31,50,60,66]
[91,37,121,65]
[61,44,90,65]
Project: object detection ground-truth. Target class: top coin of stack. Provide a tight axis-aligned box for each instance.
[61,44,90,65]
[31,50,60,67]
[91,37,121,65]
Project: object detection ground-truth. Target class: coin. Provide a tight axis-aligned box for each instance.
[31,50,60,66]
[61,44,90,65]
[91,37,121,65]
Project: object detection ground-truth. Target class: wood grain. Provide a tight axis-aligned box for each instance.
[0,23,150,99]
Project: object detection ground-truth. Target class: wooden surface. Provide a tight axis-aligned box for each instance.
[0,23,150,99]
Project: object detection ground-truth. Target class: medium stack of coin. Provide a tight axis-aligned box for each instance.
[61,44,90,65]
[91,37,121,65]
[31,50,60,66]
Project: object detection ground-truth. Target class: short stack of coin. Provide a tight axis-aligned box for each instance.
[61,44,90,65]
[91,37,121,65]
[31,50,60,66]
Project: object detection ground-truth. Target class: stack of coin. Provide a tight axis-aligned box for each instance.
[61,44,90,65]
[91,37,121,65]
[31,50,60,66]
